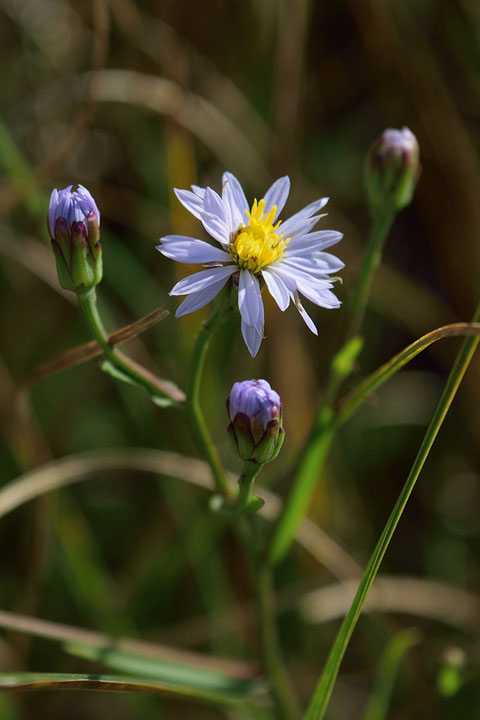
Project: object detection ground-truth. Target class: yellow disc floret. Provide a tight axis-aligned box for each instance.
[228,199,290,273]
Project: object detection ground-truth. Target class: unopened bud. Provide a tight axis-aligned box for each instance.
[365,127,420,213]
[227,379,285,465]
[48,185,102,293]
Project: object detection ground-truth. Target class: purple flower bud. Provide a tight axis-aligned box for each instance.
[48,185,102,293]
[365,127,420,212]
[227,379,285,464]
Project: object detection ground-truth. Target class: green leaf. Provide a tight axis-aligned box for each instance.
[100,360,176,408]
[65,642,259,696]
[150,394,175,408]
[100,359,141,388]
[0,671,263,710]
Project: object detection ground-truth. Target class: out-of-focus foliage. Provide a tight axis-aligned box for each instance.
[1,0,480,718]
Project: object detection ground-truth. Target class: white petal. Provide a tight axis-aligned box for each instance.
[299,283,341,309]
[292,273,341,308]
[203,187,226,221]
[282,215,322,241]
[263,176,290,220]
[222,179,244,232]
[222,172,249,224]
[201,212,231,246]
[256,290,265,334]
[238,269,262,326]
[282,254,345,275]
[241,319,263,357]
[293,294,318,335]
[174,188,204,220]
[157,236,232,264]
[280,197,329,237]
[170,265,236,296]
[287,230,343,252]
[191,185,206,198]
[274,262,333,288]
[267,265,299,293]
[175,278,228,317]
[262,268,290,311]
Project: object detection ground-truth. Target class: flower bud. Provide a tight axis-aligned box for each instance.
[227,379,285,465]
[365,127,420,213]
[48,185,102,293]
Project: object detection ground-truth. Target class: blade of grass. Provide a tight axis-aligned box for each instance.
[362,629,420,720]
[0,672,264,711]
[303,300,480,720]
[266,322,480,567]
[338,322,480,423]
[65,642,258,695]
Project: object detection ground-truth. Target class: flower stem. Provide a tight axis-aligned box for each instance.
[237,461,261,508]
[265,205,395,567]
[186,304,232,497]
[347,207,395,340]
[78,289,181,403]
[303,298,480,720]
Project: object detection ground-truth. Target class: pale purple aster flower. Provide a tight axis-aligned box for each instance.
[157,173,343,357]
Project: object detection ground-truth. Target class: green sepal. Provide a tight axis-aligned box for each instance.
[71,234,95,290]
[52,242,76,292]
[253,420,282,464]
[231,413,256,460]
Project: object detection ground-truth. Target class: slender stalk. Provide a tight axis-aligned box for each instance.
[266,206,395,567]
[78,289,181,403]
[266,406,337,567]
[303,299,480,720]
[237,461,261,509]
[255,564,301,720]
[347,208,395,339]
[186,304,231,497]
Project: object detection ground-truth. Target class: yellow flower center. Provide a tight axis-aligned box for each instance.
[228,199,290,273]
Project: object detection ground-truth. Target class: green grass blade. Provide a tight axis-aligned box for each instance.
[0,671,261,709]
[65,641,259,696]
[303,301,480,720]
[338,322,480,424]
[362,629,419,720]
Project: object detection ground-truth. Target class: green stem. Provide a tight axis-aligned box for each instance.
[265,206,395,567]
[237,461,261,508]
[347,207,395,340]
[255,564,301,720]
[186,304,231,497]
[266,405,337,566]
[78,289,174,402]
[303,299,480,720]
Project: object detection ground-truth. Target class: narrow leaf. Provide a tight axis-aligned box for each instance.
[65,642,258,695]
[0,672,261,709]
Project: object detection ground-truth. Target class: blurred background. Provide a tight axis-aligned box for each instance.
[1,0,480,717]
